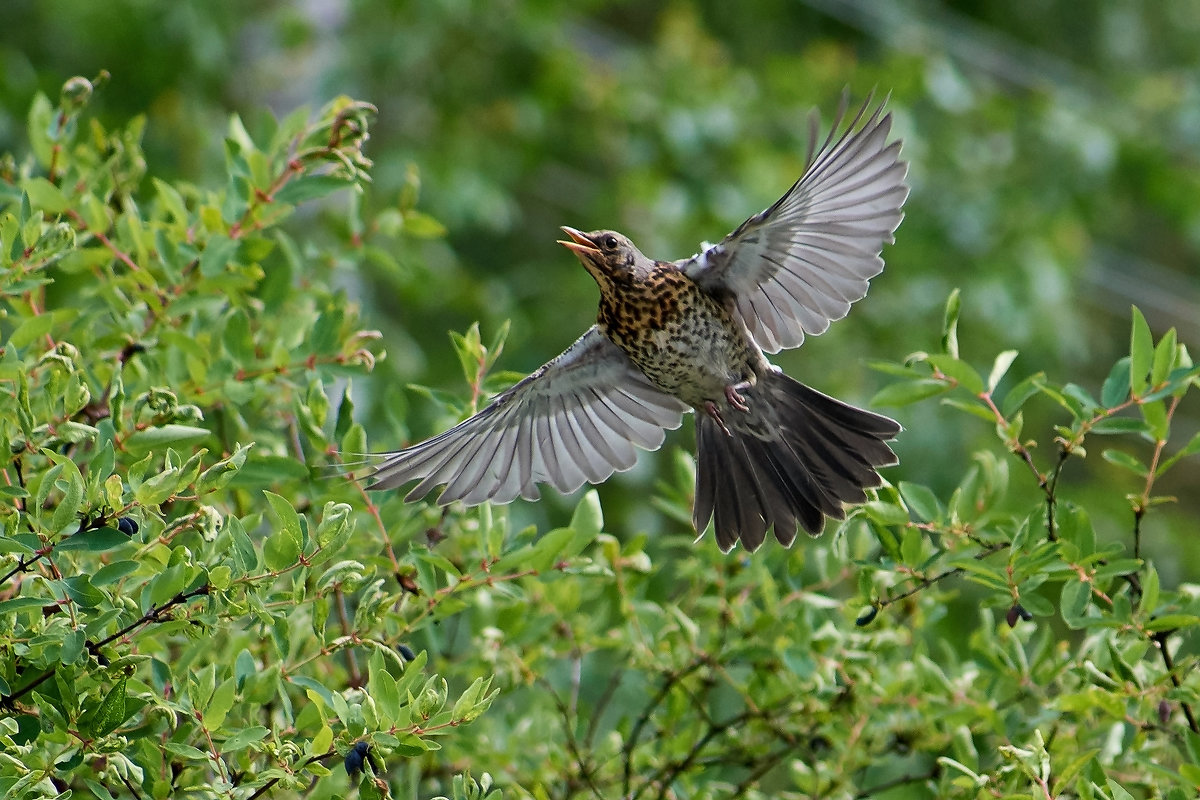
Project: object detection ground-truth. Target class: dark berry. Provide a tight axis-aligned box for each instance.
[344,741,370,778]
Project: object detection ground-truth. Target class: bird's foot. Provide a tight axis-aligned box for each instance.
[725,381,752,413]
[704,401,733,437]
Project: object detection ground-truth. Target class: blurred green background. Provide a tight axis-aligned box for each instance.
[3,0,1198,562]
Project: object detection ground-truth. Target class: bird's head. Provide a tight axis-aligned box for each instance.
[558,227,652,285]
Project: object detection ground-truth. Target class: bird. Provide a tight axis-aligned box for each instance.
[366,94,908,552]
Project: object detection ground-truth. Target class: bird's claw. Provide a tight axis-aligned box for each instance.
[704,401,733,437]
[725,382,751,413]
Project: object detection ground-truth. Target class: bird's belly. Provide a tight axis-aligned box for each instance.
[622,319,753,408]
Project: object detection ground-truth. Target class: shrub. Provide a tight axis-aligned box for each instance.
[2,77,1199,800]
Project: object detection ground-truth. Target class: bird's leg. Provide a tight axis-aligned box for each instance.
[724,381,752,413]
[703,401,733,437]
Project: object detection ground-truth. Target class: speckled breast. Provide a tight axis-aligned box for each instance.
[598,269,756,407]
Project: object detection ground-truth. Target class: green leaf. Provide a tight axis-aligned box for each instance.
[143,563,189,610]
[274,174,353,205]
[311,310,344,356]
[200,234,240,277]
[92,560,139,586]
[1061,580,1092,629]
[1140,563,1160,615]
[899,482,943,523]
[0,485,29,503]
[866,359,919,378]
[1157,431,1200,476]
[526,527,576,573]
[228,453,311,487]
[1144,614,1200,632]
[451,676,495,724]
[22,178,69,214]
[393,649,429,701]
[56,527,133,552]
[48,454,85,535]
[870,378,950,407]
[153,177,190,223]
[927,354,984,394]
[8,313,56,348]
[943,556,1009,592]
[135,465,182,507]
[1008,515,1033,554]
[413,549,462,580]
[222,308,255,363]
[204,677,237,729]
[222,726,270,751]
[0,597,51,617]
[314,502,354,550]
[450,322,483,386]
[1089,417,1150,436]
[942,288,961,358]
[987,350,1019,393]
[227,515,260,573]
[1106,779,1136,800]
[1057,504,1096,556]
[1129,306,1153,396]
[88,671,130,737]
[1062,383,1099,417]
[940,397,996,422]
[1001,371,1045,417]
[264,491,305,553]
[569,491,603,538]
[861,500,910,527]
[1017,592,1054,617]
[309,725,334,758]
[1140,398,1169,441]
[61,575,106,608]
[1101,449,1147,477]
[401,210,447,238]
[1142,364,1200,402]
[1151,327,1178,387]
[368,652,401,726]
[123,424,212,455]
[1092,559,1142,579]
[263,528,301,571]
[197,443,253,493]
[899,526,924,566]
[162,742,210,762]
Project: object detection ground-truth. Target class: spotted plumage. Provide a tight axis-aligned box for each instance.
[594,263,759,407]
[365,95,909,551]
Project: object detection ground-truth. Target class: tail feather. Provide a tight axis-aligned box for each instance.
[693,372,899,552]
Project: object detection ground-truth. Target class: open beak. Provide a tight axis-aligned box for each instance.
[557,226,601,262]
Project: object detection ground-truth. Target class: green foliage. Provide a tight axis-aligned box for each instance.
[3,7,1200,798]
[0,79,504,798]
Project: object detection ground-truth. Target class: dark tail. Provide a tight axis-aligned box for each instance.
[693,372,900,552]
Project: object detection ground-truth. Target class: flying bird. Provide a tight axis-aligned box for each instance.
[367,95,908,551]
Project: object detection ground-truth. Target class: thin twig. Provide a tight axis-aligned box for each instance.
[5,585,211,706]
[622,660,706,798]
[1154,631,1199,734]
[243,748,337,800]
[584,669,624,749]
[876,543,1009,612]
[543,679,606,800]
[1042,446,1071,541]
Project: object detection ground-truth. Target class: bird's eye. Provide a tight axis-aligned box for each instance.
[604,236,618,249]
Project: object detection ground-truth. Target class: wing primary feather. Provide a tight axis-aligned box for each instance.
[439,406,517,502]
[546,394,587,492]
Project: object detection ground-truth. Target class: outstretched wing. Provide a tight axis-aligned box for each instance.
[367,326,689,505]
[682,95,908,354]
